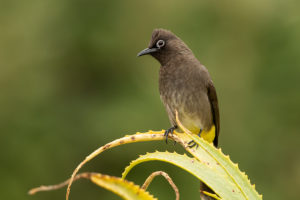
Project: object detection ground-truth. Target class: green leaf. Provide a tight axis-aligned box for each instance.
[122,151,244,200]
[175,112,262,200]
[177,132,262,200]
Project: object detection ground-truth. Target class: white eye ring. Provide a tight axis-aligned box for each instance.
[156,40,165,48]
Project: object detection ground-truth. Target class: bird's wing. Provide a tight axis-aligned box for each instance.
[207,81,220,147]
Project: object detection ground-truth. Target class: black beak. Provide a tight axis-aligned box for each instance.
[137,47,158,57]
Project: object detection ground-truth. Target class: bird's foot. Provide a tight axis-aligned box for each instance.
[188,129,203,148]
[188,140,198,148]
[164,125,177,144]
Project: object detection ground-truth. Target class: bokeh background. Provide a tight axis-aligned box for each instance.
[1,0,300,199]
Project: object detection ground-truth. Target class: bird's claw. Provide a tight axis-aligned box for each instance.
[188,129,202,148]
[187,140,199,148]
[164,125,177,144]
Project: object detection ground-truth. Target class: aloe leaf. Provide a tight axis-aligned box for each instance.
[177,132,262,200]
[91,173,157,200]
[175,112,262,200]
[122,151,245,200]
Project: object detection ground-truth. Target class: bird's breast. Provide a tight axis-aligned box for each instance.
[159,64,213,133]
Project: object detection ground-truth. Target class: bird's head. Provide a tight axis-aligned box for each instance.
[137,29,191,65]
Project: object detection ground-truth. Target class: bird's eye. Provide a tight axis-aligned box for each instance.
[156,40,165,48]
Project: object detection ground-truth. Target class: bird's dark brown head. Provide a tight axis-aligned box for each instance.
[137,29,192,65]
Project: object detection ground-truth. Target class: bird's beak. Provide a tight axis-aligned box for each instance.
[137,47,158,57]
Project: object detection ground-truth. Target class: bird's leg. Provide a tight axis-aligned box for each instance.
[198,129,203,137]
[188,129,203,148]
[164,125,177,144]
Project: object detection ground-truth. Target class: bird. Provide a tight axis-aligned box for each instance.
[137,29,220,147]
[137,29,220,200]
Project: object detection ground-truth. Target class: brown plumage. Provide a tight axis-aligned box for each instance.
[138,28,220,147]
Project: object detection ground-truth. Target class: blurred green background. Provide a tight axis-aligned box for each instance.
[1,0,300,199]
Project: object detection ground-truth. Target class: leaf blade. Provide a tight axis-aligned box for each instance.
[122,151,244,200]
[91,173,157,200]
